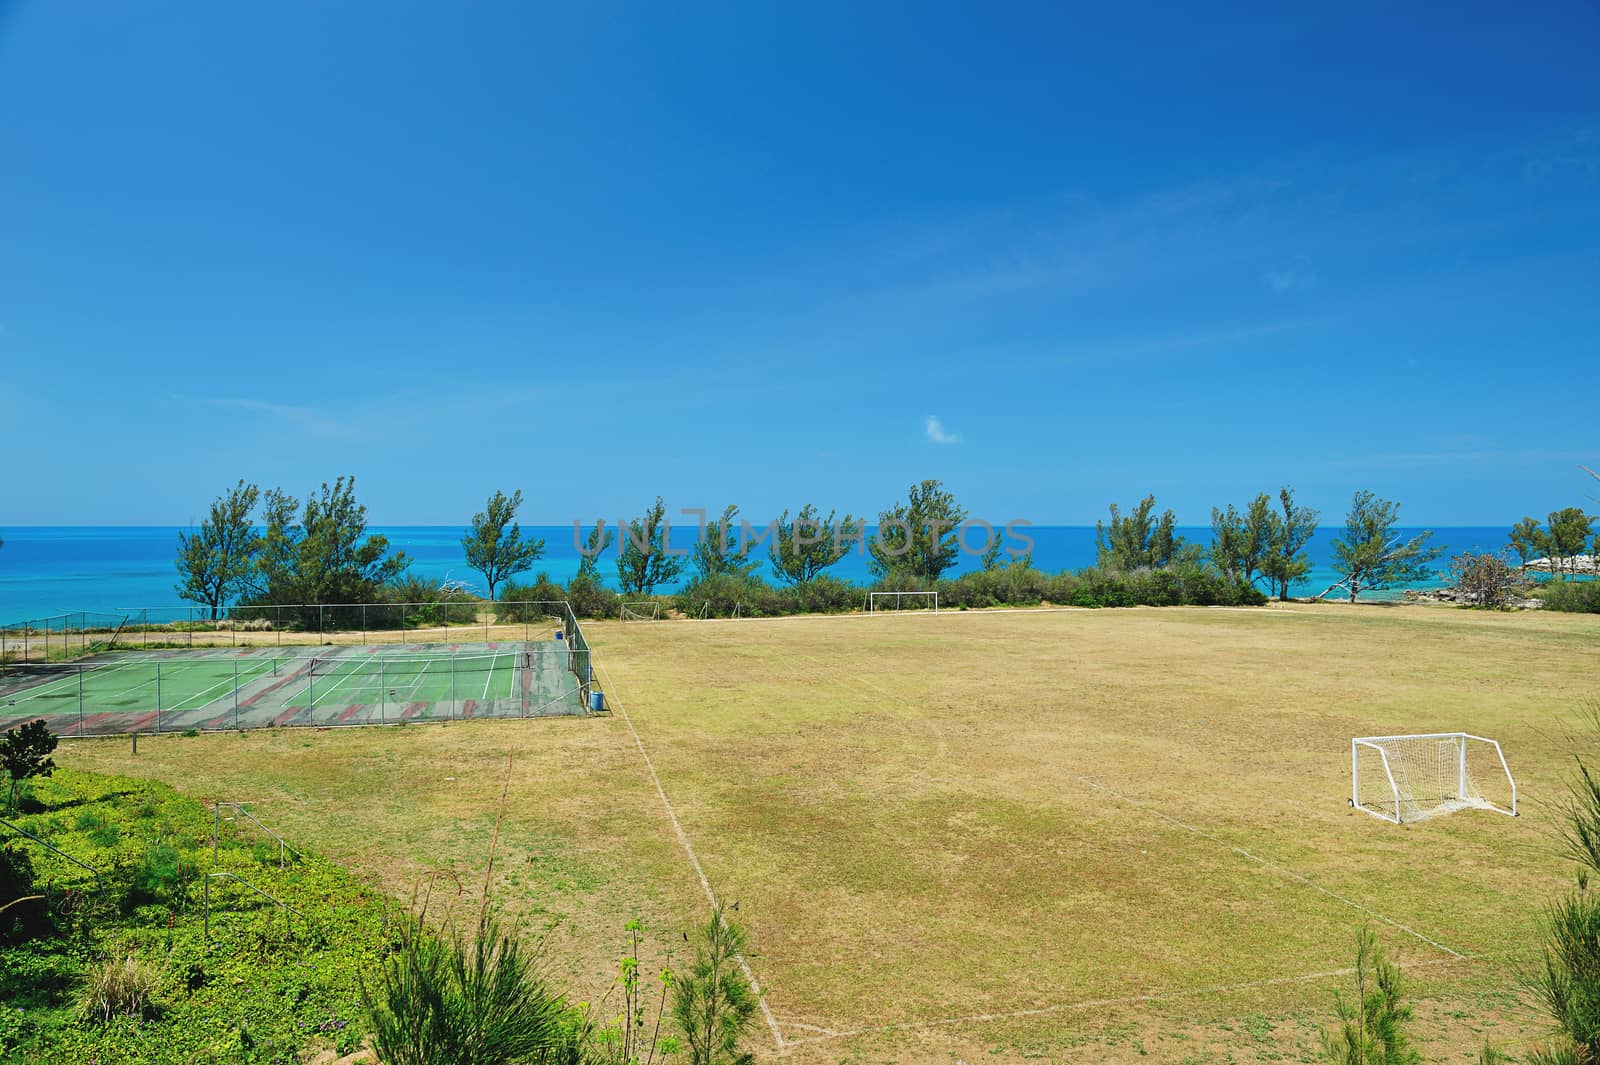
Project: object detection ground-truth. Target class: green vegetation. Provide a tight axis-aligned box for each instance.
[174,479,262,620]
[0,767,388,1063]
[464,489,546,603]
[671,905,758,1065]
[1320,928,1418,1065]
[2,719,58,813]
[1327,490,1441,601]
[618,497,686,595]
[363,909,582,1065]
[1542,580,1600,614]
[768,504,861,587]
[173,476,410,630]
[1525,705,1600,1062]
[868,479,967,581]
[1098,494,1196,570]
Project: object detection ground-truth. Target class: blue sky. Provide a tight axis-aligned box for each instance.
[1,1,1596,527]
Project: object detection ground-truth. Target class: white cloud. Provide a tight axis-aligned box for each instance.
[924,415,960,445]
[1264,268,1316,292]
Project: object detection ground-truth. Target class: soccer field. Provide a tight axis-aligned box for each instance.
[58,604,1600,1062]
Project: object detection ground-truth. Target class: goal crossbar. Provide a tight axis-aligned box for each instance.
[1351,732,1516,824]
[866,591,939,613]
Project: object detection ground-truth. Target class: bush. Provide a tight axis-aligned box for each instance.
[362,912,582,1065]
[80,952,162,1024]
[125,840,197,910]
[566,573,621,620]
[496,574,571,624]
[1544,581,1600,614]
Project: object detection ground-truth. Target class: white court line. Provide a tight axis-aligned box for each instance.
[166,660,281,712]
[591,660,786,1051]
[1076,776,1463,958]
[9,658,146,704]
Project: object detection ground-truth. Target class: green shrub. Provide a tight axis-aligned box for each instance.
[1543,581,1600,614]
[125,840,196,910]
[566,573,621,620]
[496,574,570,623]
[363,911,582,1065]
[1321,926,1418,1064]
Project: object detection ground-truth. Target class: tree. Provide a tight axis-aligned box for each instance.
[575,520,614,582]
[617,498,684,596]
[692,506,757,583]
[1096,495,1192,570]
[1509,517,1548,572]
[1547,507,1596,579]
[868,480,967,581]
[462,490,545,602]
[1326,491,1441,603]
[1320,927,1419,1065]
[1524,703,1600,1062]
[1260,487,1320,601]
[1,720,57,813]
[1447,551,1520,608]
[247,477,410,609]
[671,905,758,1065]
[769,505,858,586]
[174,480,262,619]
[1210,494,1274,586]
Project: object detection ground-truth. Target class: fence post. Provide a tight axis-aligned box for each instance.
[319,605,324,641]
[155,663,162,734]
[380,657,386,726]
[234,660,240,729]
[78,665,86,736]
[451,654,457,719]
[362,604,367,643]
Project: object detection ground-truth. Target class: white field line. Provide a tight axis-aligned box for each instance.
[778,949,1505,1047]
[1075,776,1463,958]
[591,659,785,1051]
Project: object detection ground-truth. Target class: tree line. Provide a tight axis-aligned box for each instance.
[173,475,1479,620]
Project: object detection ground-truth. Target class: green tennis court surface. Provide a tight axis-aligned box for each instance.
[0,640,588,736]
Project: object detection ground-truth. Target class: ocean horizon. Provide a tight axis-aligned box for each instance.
[0,523,1516,622]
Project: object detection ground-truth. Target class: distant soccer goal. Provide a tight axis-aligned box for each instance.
[866,591,939,613]
[620,601,660,622]
[1351,733,1517,824]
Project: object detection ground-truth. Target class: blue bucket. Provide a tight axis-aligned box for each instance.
[589,690,605,712]
[555,630,566,642]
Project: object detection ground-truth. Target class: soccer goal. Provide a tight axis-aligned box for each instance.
[1351,733,1517,824]
[620,601,660,622]
[866,591,939,613]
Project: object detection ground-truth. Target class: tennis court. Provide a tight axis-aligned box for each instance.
[0,639,589,737]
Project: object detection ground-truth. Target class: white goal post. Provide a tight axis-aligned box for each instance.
[866,591,939,613]
[1351,732,1517,824]
[620,601,660,622]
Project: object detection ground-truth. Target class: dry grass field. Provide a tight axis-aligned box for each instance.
[59,603,1600,1063]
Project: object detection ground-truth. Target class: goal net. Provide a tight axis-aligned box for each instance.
[1351,733,1517,824]
[620,602,660,622]
[867,591,939,613]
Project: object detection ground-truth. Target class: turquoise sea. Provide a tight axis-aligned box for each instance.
[0,524,1512,623]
